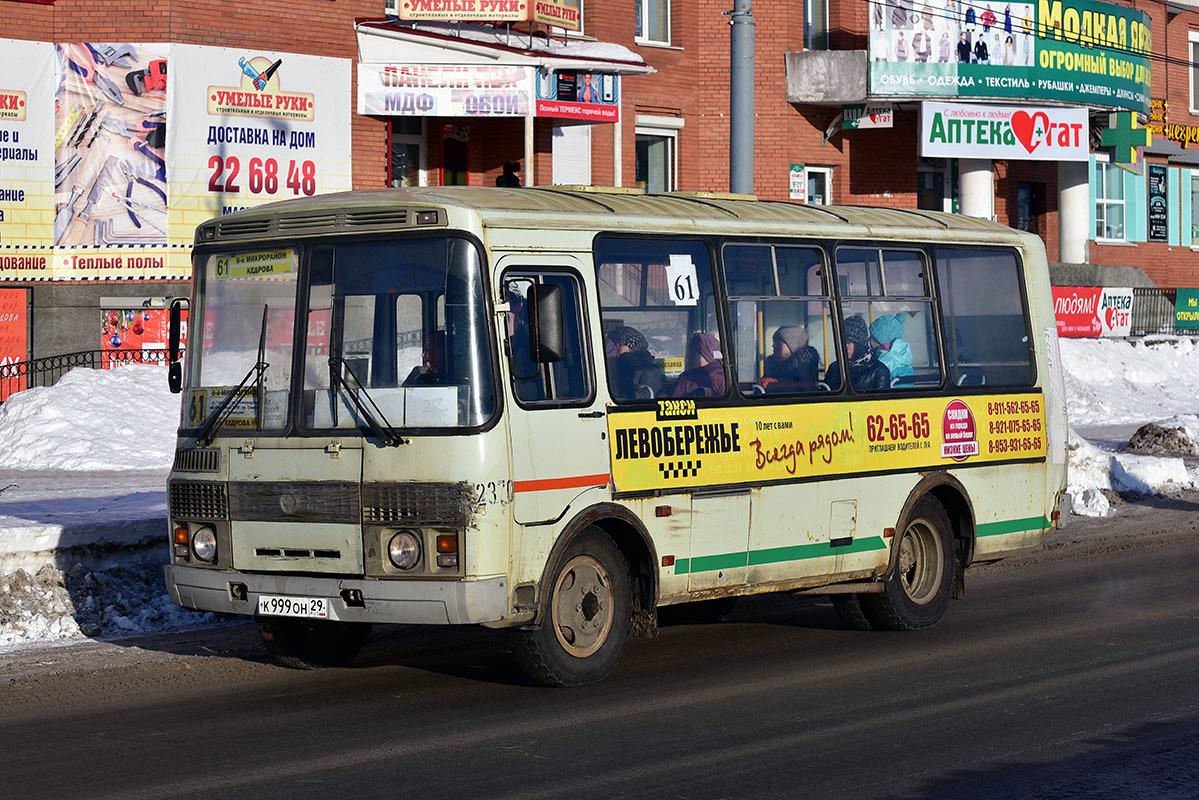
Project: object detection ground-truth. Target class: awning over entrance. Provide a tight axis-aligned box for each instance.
[355,18,654,184]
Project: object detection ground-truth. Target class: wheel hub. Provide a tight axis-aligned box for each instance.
[552,554,613,657]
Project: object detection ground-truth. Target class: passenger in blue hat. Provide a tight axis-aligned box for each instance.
[870,312,914,384]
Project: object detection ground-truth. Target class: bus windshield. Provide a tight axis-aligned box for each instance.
[184,236,497,435]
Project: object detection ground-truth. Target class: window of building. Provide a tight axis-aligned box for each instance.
[1191,32,1199,113]
[635,0,670,45]
[805,167,832,204]
[722,243,833,396]
[1095,158,1125,241]
[833,248,941,390]
[390,118,425,188]
[935,248,1034,387]
[1192,174,1199,242]
[804,0,829,50]
[635,116,682,193]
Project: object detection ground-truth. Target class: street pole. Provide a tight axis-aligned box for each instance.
[729,0,755,195]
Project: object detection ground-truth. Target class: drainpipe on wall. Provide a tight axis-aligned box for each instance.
[729,0,754,195]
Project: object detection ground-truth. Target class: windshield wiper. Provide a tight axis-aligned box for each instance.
[196,304,270,447]
[327,302,405,447]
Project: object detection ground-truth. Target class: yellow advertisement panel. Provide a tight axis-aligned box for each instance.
[608,393,1047,493]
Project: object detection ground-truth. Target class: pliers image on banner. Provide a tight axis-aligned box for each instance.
[118,159,166,229]
[63,43,125,105]
[102,117,166,149]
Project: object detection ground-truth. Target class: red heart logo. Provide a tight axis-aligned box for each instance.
[1010,111,1050,154]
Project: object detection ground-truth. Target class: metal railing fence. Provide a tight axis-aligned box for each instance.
[0,349,178,402]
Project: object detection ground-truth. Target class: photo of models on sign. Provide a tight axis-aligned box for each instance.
[871,0,1036,67]
[54,43,169,249]
[607,393,1047,494]
[867,0,1151,111]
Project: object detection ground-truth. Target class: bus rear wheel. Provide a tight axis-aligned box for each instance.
[257,618,372,670]
[864,497,954,631]
[510,529,631,687]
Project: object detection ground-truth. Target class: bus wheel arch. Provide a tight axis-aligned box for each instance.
[862,475,975,631]
[533,503,658,633]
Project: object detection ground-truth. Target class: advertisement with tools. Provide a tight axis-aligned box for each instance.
[0,39,56,279]
[608,393,1048,494]
[0,41,352,282]
[169,45,352,258]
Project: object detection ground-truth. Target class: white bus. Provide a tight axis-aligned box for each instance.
[164,187,1069,686]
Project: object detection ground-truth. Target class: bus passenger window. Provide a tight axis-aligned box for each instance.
[503,273,591,405]
[594,237,724,401]
[835,248,941,391]
[722,243,832,396]
[936,248,1034,387]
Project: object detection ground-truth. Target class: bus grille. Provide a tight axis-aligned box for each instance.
[363,482,474,526]
[172,448,220,473]
[228,481,360,523]
[169,481,229,520]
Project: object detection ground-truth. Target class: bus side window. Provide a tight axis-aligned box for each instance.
[835,248,941,391]
[936,248,1035,387]
[503,273,592,405]
[724,243,832,396]
[594,237,722,401]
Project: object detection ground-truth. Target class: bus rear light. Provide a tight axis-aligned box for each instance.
[436,534,458,554]
[1051,509,1061,521]
[883,527,896,538]
[174,526,189,545]
[655,505,672,517]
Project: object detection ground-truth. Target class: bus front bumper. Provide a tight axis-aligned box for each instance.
[164,565,509,625]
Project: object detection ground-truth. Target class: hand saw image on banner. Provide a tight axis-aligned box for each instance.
[53,43,169,254]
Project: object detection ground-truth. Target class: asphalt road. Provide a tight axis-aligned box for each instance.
[4,494,1199,800]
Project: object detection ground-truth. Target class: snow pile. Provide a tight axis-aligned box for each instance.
[1067,426,1196,517]
[0,554,216,649]
[0,364,179,471]
[1061,337,1199,426]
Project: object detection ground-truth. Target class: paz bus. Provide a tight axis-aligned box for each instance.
[164,186,1069,687]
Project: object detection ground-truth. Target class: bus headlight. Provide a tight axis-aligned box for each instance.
[387,531,421,570]
[192,526,217,563]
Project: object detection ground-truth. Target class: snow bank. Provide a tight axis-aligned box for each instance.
[0,364,179,472]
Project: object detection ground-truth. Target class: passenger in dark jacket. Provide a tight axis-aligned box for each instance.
[670,332,726,398]
[825,314,891,391]
[606,326,663,400]
[756,325,820,392]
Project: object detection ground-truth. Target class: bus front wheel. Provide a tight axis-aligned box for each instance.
[864,497,954,631]
[256,618,372,670]
[510,529,632,687]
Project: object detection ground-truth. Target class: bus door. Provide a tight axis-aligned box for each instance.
[500,262,609,526]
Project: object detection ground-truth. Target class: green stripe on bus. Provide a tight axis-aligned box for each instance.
[674,537,888,576]
[977,516,1049,537]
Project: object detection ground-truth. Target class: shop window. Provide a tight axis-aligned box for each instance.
[806,166,832,205]
[917,171,944,211]
[390,118,425,188]
[1095,159,1125,241]
[635,0,670,45]
[1192,174,1199,242]
[635,118,681,193]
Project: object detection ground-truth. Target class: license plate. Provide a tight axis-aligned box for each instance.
[256,594,328,619]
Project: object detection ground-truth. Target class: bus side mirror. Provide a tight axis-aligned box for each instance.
[529,282,564,363]
[168,297,188,394]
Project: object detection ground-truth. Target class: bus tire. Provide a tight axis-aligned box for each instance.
[864,497,954,631]
[256,618,371,670]
[831,594,880,631]
[510,529,631,687]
